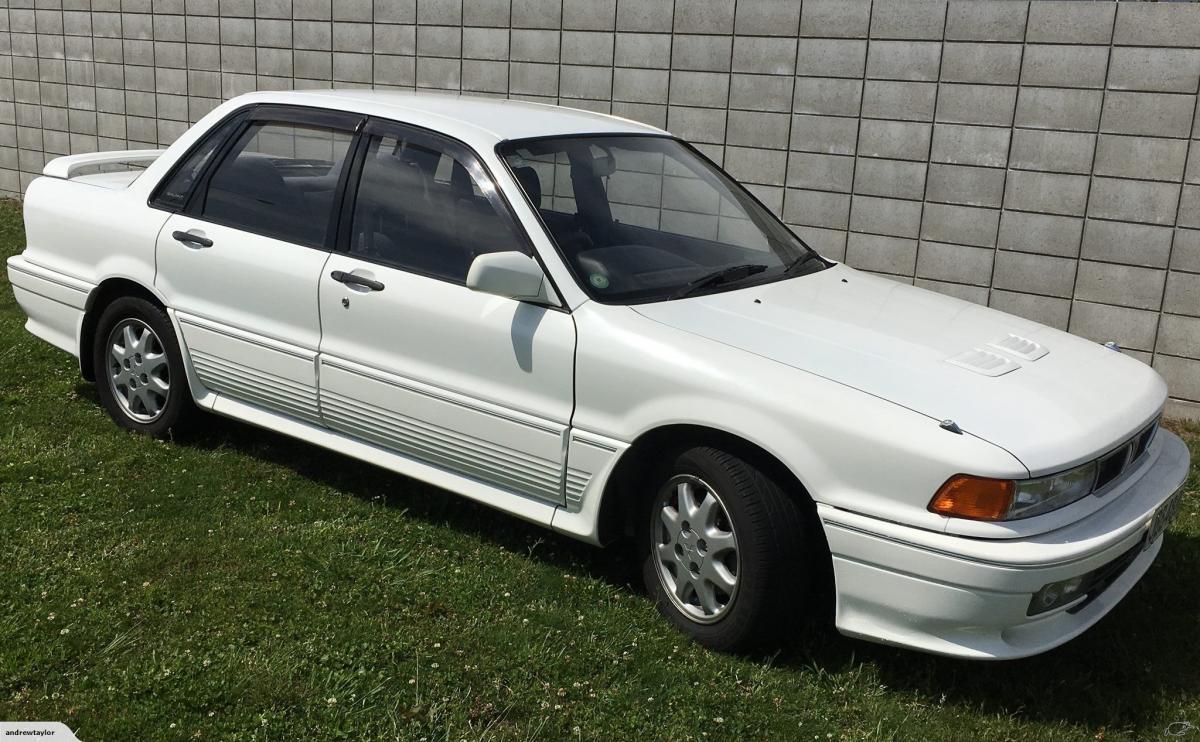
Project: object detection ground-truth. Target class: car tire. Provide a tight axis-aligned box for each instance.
[92,296,195,438]
[640,445,817,652]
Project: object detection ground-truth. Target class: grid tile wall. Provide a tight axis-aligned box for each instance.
[1,0,1199,415]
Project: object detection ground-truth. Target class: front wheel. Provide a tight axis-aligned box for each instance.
[641,446,817,652]
[92,296,194,437]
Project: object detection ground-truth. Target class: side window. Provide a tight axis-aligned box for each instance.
[348,132,528,283]
[150,114,244,211]
[199,121,354,248]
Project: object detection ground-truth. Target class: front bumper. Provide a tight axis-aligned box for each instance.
[819,429,1191,659]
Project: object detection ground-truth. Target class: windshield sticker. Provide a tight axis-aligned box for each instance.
[589,273,610,289]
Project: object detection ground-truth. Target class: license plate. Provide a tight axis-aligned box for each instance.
[1146,487,1185,549]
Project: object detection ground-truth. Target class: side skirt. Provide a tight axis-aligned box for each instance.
[206,393,560,529]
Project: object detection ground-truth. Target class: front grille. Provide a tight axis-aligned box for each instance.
[1093,418,1159,496]
[1135,423,1157,459]
[1095,442,1133,491]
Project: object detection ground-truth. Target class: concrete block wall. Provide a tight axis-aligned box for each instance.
[1,0,1199,416]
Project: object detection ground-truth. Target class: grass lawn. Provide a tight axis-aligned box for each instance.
[1,196,1199,740]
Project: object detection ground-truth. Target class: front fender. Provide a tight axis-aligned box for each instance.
[568,303,1027,535]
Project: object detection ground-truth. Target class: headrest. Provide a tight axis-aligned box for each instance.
[512,165,542,207]
[587,152,616,177]
[361,156,429,202]
[218,154,287,194]
[449,159,474,198]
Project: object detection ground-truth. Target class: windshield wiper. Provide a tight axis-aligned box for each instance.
[784,251,825,275]
[671,263,769,300]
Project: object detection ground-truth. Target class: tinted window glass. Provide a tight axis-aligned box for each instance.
[500,136,824,304]
[200,121,354,247]
[349,133,528,283]
[151,115,244,211]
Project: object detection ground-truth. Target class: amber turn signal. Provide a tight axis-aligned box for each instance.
[929,475,1016,521]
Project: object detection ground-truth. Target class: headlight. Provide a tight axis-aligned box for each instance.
[1010,461,1097,519]
[929,461,1098,521]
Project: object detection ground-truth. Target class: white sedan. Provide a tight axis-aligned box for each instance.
[7,90,1190,659]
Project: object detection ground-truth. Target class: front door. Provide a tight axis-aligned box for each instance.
[317,120,576,503]
[155,106,361,423]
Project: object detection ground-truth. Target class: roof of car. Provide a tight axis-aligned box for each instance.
[232,89,667,146]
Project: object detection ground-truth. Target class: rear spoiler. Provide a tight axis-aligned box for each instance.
[42,149,166,180]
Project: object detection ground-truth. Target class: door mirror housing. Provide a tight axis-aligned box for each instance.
[466,251,558,306]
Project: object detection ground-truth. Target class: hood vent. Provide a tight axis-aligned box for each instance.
[988,333,1049,361]
[946,333,1049,376]
[946,348,1022,377]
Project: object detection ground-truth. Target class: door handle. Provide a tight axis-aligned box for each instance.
[172,230,213,248]
[330,270,385,292]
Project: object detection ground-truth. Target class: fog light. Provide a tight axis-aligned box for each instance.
[1029,576,1086,616]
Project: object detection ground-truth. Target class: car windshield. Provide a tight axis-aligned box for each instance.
[498,135,827,303]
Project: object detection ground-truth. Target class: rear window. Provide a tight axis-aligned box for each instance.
[198,121,354,248]
[150,114,244,211]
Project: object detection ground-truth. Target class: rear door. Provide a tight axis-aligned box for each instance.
[154,105,361,422]
[316,119,576,504]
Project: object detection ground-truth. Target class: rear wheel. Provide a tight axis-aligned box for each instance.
[641,446,816,652]
[92,296,194,437]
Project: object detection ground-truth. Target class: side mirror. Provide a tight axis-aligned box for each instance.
[466,251,558,306]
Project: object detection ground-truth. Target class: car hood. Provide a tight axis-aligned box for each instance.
[631,264,1166,475]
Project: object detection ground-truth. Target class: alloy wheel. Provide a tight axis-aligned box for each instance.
[106,318,171,422]
[651,474,740,624]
